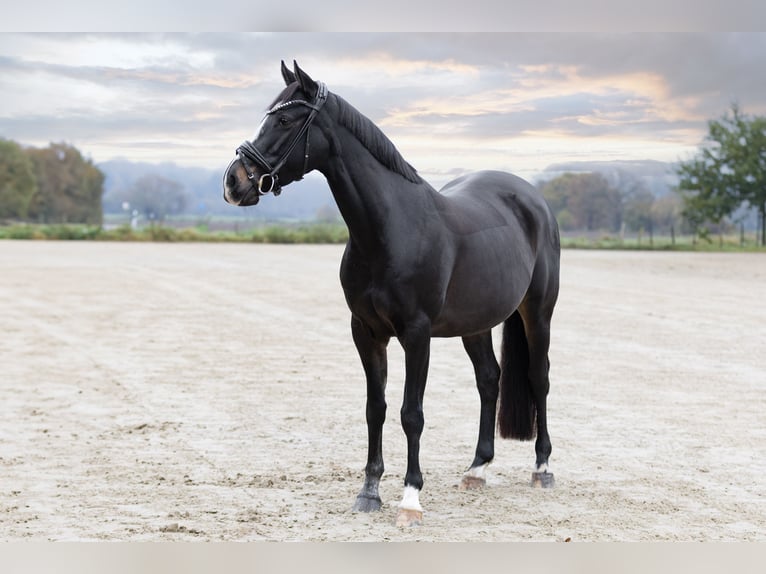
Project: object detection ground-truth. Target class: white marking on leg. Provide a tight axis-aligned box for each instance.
[399,485,423,512]
[464,462,489,480]
[535,463,549,473]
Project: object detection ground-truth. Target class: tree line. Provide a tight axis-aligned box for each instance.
[0,140,104,225]
[102,173,191,223]
[0,140,196,225]
[540,104,766,244]
[538,171,684,238]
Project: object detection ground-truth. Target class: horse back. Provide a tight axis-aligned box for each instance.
[420,170,559,336]
[435,170,558,253]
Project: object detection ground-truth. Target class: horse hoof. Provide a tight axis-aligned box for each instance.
[459,475,486,490]
[531,471,555,488]
[395,508,423,527]
[352,495,382,513]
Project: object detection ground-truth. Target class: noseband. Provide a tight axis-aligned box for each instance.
[236,82,329,196]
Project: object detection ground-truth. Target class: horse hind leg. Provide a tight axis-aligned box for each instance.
[459,330,500,490]
[518,303,555,489]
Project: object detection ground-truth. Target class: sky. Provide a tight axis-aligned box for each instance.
[1,32,766,186]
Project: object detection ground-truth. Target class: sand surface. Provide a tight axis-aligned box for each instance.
[1,241,764,541]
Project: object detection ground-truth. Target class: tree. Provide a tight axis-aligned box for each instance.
[677,104,766,244]
[0,139,37,220]
[108,174,190,222]
[540,172,622,232]
[26,143,104,225]
[651,194,683,234]
[622,187,655,234]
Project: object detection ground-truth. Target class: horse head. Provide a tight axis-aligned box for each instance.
[223,61,328,206]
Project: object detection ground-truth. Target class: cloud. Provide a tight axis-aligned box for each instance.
[1,32,765,182]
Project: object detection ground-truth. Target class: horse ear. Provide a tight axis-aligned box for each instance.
[281,60,296,85]
[293,60,318,98]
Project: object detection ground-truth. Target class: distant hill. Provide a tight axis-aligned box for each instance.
[99,159,339,221]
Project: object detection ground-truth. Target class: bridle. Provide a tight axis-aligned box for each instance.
[236,81,329,196]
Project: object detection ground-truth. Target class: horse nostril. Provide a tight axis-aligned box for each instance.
[226,170,237,189]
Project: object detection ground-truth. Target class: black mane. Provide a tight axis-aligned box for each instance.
[333,93,423,185]
[267,83,422,185]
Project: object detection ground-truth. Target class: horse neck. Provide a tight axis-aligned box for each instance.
[318,128,436,255]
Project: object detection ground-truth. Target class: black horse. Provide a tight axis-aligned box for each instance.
[223,61,560,527]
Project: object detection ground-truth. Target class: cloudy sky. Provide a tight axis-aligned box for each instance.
[1,33,765,185]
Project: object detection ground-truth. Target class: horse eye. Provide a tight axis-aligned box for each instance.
[279,116,290,126]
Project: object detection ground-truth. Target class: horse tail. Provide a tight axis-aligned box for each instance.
[497,310,536,440]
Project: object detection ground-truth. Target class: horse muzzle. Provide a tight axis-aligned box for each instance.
[223,161,285,208]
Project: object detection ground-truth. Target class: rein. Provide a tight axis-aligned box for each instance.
[236,82,329,195]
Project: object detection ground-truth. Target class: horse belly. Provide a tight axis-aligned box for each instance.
[431,234,534,337]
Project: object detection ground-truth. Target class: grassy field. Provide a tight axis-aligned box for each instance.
[1,222,764,251]
[559,232,765,251]
[0,222,350,244]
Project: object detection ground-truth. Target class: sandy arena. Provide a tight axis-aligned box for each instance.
[1,241,764,541]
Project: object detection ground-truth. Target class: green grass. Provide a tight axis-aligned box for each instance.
[560,233,765,251]
[0,223,350,244]
[2,223,765,251]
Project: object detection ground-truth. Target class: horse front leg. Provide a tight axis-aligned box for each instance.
[350,316,390,513]
[396,320,431,527]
